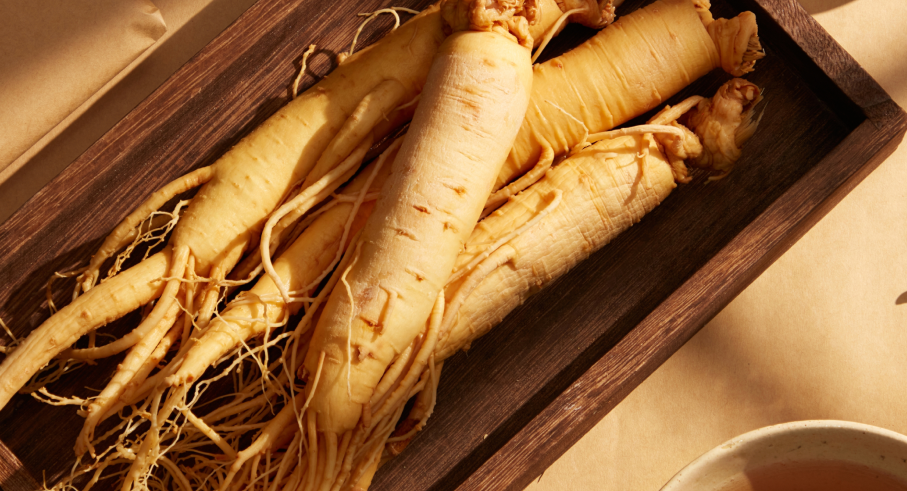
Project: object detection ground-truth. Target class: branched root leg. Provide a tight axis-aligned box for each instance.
[76,246,190,457]
[482,145,555,217]
[78,166,214,293]
[304,80,407,187]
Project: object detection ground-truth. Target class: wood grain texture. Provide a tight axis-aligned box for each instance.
[0,0,903,490]
[0,439,40,491]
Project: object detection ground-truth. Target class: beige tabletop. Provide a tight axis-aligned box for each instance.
[1,0,905,490]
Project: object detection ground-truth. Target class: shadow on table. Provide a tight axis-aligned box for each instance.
[797,0,857,15]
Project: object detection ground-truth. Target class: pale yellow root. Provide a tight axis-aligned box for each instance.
[449,190,562,288]
[648,96,707,126]
[161,3,449,291]
[482,145,555,216]
[123,384,192,491]
[1,0,587,419]
[686,78,764,178]
[49,13,451,420]
[266,137,372,267]
[194,261,229,329]
[438,134,679,361]
[273,293,444,491]
[181,407,238,458]
[345,402,407,490]
[319,432,339,491]
[499,0,763,190]
[226,140,397,297]
[63,246,189,363]
[367,342,416,419]
[220,350,325,491]
[25,3,648,488]
[76,299,183,457]
[293,44,318,99]
[121,388,165,491]
[385,359,442,449]
[332,429,368,491]
[0,249,171,410]
[355,130,692,474]
[332,432,353,488]
[78,166,214,293]
[46,268,86,315]
[218,393,304,490]
[339,7,422,63]
[302,80,407,187]
[169,197,374,387]
[350,458,378,491]
[305,410,319,491]
[271,432,303,491]
[304,24,534,436]
[118,322,182,409]
[159,456,193,491]
[180,256,197,346]
[531,7,587,63]
[369,292,443,432]
[261,137,371,305]
[440,81,764,361]
[363,83,764,472]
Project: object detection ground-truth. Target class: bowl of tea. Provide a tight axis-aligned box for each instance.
[661,421,907,491]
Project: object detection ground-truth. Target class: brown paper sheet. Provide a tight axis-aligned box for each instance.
[0,0,166,176]
[0,0,257,223]
[525,0,907,489]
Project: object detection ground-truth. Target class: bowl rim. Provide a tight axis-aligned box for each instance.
[661,420,907,490]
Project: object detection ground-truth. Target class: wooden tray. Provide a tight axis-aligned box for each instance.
[0,0,904,489]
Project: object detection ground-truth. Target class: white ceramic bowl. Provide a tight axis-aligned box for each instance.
[661,420,907,491]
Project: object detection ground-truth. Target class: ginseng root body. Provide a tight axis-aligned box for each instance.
[0,0,602,413]
[4,1,769,489]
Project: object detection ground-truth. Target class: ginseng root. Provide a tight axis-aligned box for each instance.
[0,0,596,413]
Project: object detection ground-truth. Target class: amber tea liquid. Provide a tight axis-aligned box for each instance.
[715,460,907,491]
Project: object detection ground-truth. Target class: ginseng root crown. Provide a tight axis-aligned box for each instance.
[441,0,540,46]
[686,78,764,179]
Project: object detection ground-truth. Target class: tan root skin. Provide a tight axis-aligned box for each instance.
[440,78,763,360]
[442,0,540,47]
[170,162,389,385]
[0,0,586,415]
[688,78,763,177]
[501,0,763,190]
[304,30,533,434]
[439,135,676,358]
[0,251,170,409]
